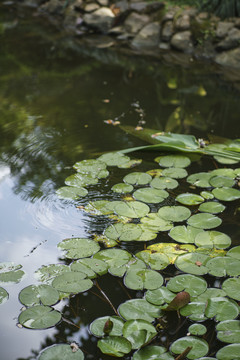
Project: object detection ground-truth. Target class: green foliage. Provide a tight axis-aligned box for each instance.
[200,0,240,18]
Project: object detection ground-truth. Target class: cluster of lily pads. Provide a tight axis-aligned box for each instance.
[2,133,240,359]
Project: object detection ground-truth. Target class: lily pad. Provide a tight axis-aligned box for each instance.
[209,176,235,188]
[0,287,9,305]
[227,246,240,259]
[194,231,231,249]
[118,159,142,168]
[73,159,106,173]
[133,188,169,204]
[180,301,207,321]
[18,305,61,329]
[52,272,93,294]
[118,299,161,322]
[150,177,178,190]
[187,213,222,229]
[170,336,209,359]
[176,193,204,206]
[205,297,239,321]
[19,285,59,306]
[162,167,188,179]
[136,251,170,270]
[167,274,207,297]
[169,225,203,244]
[206,257,240,277]
[105,223,141,242]
[211,168,236,178]
[38,344,84,360]
[198,201,226,214]
[145,287,175,306]
[0,269,25,285]
[122,319,157,349]
[222,278,240,301]
[90,316,124,337]
[216,344,240,359]
[124,268,163,290]
[98,152,130,167]
[35,264,70,283]
[111,183,134,194]
[140,213,173,232]
[147,243,196,264]
[200,191,215,200]
[188,323,207,336]
[114,201,150,218]
[212,187,240,201]
[158,155,191,168]
[71,258,108,277]
[187,172,212,188]
[175,253,210,275]
[158,206,191,222]
[216,320,240,343]
[56,186,88,200]
[97,336,132,357]
[123,172,152,185]
[57,238,100,259]
[132,345,174,360]
[64,173,98,187]
[93,249,132,269]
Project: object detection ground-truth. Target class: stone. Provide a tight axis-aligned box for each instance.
[84,3,100,12]
[175,14,190,31]
[98,0,109,6]
[216,27,240,51]
[124,12,150,34]
[40,0,65,14]
[234,18,240,29]
[216,21,234,39]
[131,22,160,49]
[129,1,164,14]
[159,41,170,50]
[83,7,115,33]
[161,20,174,42]
[170,30,194,53]
[215,47,240,69]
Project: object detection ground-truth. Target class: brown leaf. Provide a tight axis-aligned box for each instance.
[165,291,190,311]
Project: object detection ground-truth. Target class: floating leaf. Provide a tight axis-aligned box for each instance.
[97,336,132,357]
[164,291,190,311]
[71,258,108,277]
[145,287,175,306]
[198,201,226,214]
[206,256,240,277]
[93,249,132,269]
[38,344,84,360]
[0,287,9,305]
[169,225,203,244]
[57,238,100,259]
[98,152,130,166]
[175,253,210,275]
[18,305,61,329]
[170,336,209,359]
[205,297,239,321]
[222,278,240,301]
[216,320,240,343]
[167,274,207,297]
[19,285,59,306]
[122,319,157,349]
[227,246,240,259]
[194,231,231,249]
[111,183,134,194]
[118,159,142,168]
[188,323,207,336]
[73,159,106,173]
[109,258,146,278]
[158,155,191,168]
[194,288,226,302]
[52,272,93,294]
[140,213,173,232]
[212,187,240,201]
[123,172,152,185]
[0,262,22,272]
[180,301,207,321]
[176,192,205,206]
[150,177,178,190]
[65,173,98,187]
[124,268,163,290]
[105,223,141,242]
[158,206,191,222]
[147,243,196,264]
[56,186,88,200]
[132,345,174,360]
[162,167,188,179]
[216,344,240,359]
[187,213,222,229]
[0,269,25,285]
[35,264,70,283]
[209,176,235,188]
[133,188,169,204]
[90,316,124,337]
[187,172,212,188]
[114,201,150,218]
[118,299,161,322]
[200,191,215,200]
[136,250,170,270]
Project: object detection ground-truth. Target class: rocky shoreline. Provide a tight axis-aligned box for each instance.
[15,0,240,74]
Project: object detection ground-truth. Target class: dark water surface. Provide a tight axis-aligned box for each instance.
[1,3,240,360]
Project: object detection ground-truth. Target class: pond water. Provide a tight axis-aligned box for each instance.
[1,3,240,360]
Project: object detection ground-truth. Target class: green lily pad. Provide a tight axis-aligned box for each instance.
[194,231,231,249]
[214,156,239,165]
[132,345,174,360]
[97,336,132,357]
[209,176,235,188]
[200,191,215,200]
[56,186,88,200]
[0,262,22,272]
[52,272,93,294]
[118,299,161,322]
[187,213,222,229]
[83,200,115,215]
[90,316,124,337]
[211,168,236,178]
[65,173,98,187]
[180,301,207,321]
[187,172,212,188]
[167,274,207,297]
[123,172,152,185]
[158,206,191,222]
[147,243,196,264]
[71,258,108,277]
[176,193,204,205]
[140,213,173,232]
[145,287,175,306]
[111,183,134,194]
[97,152,130,167]
[175,253,210,275]
[216,320,240,343]
[195,288,226,302]
[38,344,84,360]
[170,336,209,359]
[123,319,157,349]
[188,323,207,336]
[105,223,141,242]
[93,249,132,269]
[227,246,240,259]
[124,268,163,290]
[0,269,26,285]
[136,251,170,270]
[19,285,59,306]
[206,256,240,277]
[109,258,146,278]
[57,238,100,259]
[162,167,188,179]
[212,187,240,201]
[114,201,150,218]
[198,201,226,214]
[150,177,178,190]
[222,278,240,301]
[118,159,142,168]
[73,159,106,173]
[133,188,169,204]
[0,287,9,305]
[158,155,191,168]
[205,297,239,321]
[169,225,203,244]
[35,264,70,283]
[216,344,240,359]
[18,305,61,329]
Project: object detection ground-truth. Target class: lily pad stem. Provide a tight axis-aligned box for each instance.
[95,280,118,316]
